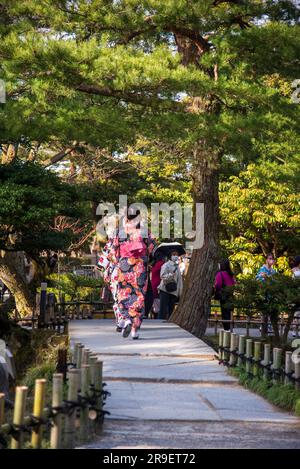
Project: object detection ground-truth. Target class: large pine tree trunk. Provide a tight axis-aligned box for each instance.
[171,144,220,337]
[0,251,35,317]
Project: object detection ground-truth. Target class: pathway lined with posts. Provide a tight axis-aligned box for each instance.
[70,319,300,449]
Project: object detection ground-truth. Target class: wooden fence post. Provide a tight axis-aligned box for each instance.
[76,345,84,369]
[94,360,103,432]
[88,357,98,434]
[64,369,80,449]
[82,349,91,365]
[285,351,293,385]
[50,374,63,449]
[79,364,91,442]
[57,347,68,382]
[214,312,218,336]
[262,343,271,380]
[38,282,47,328]
[31,379,46,449]
[294,361,300,391]
[73,342,81,365]
[245,339,253,375]
[272,348,282,384]
[229,333,238,366]
[223,331,231,364]
[238,335,246,367]
[218,330,224,360]
[253,342,262,376]
[11,386,28,449]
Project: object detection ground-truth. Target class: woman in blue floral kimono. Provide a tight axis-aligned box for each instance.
[105,210,156,340]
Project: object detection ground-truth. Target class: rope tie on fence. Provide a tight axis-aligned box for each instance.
[29,414,50,431]
[0,432,8,448]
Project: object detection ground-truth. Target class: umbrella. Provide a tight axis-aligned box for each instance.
[153,242,186,257]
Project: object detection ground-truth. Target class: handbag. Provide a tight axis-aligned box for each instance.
[164,265,178,293]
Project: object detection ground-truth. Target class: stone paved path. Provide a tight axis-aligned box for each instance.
[70,319,300,449]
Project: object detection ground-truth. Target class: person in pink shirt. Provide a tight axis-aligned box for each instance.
[214,259,236,331]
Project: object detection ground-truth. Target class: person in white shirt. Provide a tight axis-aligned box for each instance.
[158,250,183,320]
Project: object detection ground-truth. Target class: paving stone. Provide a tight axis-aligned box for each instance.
[70,319,300,448]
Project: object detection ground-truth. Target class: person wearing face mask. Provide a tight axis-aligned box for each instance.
[256,253,277,335]
[158,250,183,320]
[256,253,276,281]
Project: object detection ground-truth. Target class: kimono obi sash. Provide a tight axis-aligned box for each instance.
[119,238,147,258]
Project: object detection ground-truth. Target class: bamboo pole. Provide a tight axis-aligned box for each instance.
[88,357,98,433]
[285,351,293,385]
[229,333,238,366]
[73,342,81,365]
[245,339,253,375]
[223,331,231,364]
[94,360,103,432]
[218,330,224,360]
[214,312,218,336]
[294,361,300,391]
[79,364,91,441]
[11,386,28,449]
[76,345,84,369]
[50,374,63,449]
[64,369,80,449]
[238,335,246,367]
[82,349,91,365]
[262,343,271,380]
[272,348,282,384]
[253,341,262,376]
[31,379,46,449]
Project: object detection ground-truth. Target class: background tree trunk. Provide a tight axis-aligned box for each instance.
[171,144,220,337]
[0,251,35,316]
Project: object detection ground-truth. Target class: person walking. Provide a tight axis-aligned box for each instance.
[104,208,156,339]
[158,250,183,320]
[214,259,236,331]
[98,238,123,332]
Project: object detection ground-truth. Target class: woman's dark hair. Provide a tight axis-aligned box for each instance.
[293,255,300,268]
[127,208,140,220]
[154,251,165,262]
[266,253,274,259]
[219,258,234,277]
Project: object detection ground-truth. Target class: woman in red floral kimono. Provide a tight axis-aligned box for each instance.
[107,209,156,340]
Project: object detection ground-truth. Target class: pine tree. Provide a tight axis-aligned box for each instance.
[0,1,299,335]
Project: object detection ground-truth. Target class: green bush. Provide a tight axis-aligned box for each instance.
[229,274,300,345]
[23,362,56,393]
[230,367,300,415]
[46,273,103,301]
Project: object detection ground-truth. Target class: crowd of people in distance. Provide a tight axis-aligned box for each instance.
[213,253,300,335]
[98,204,300,341]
